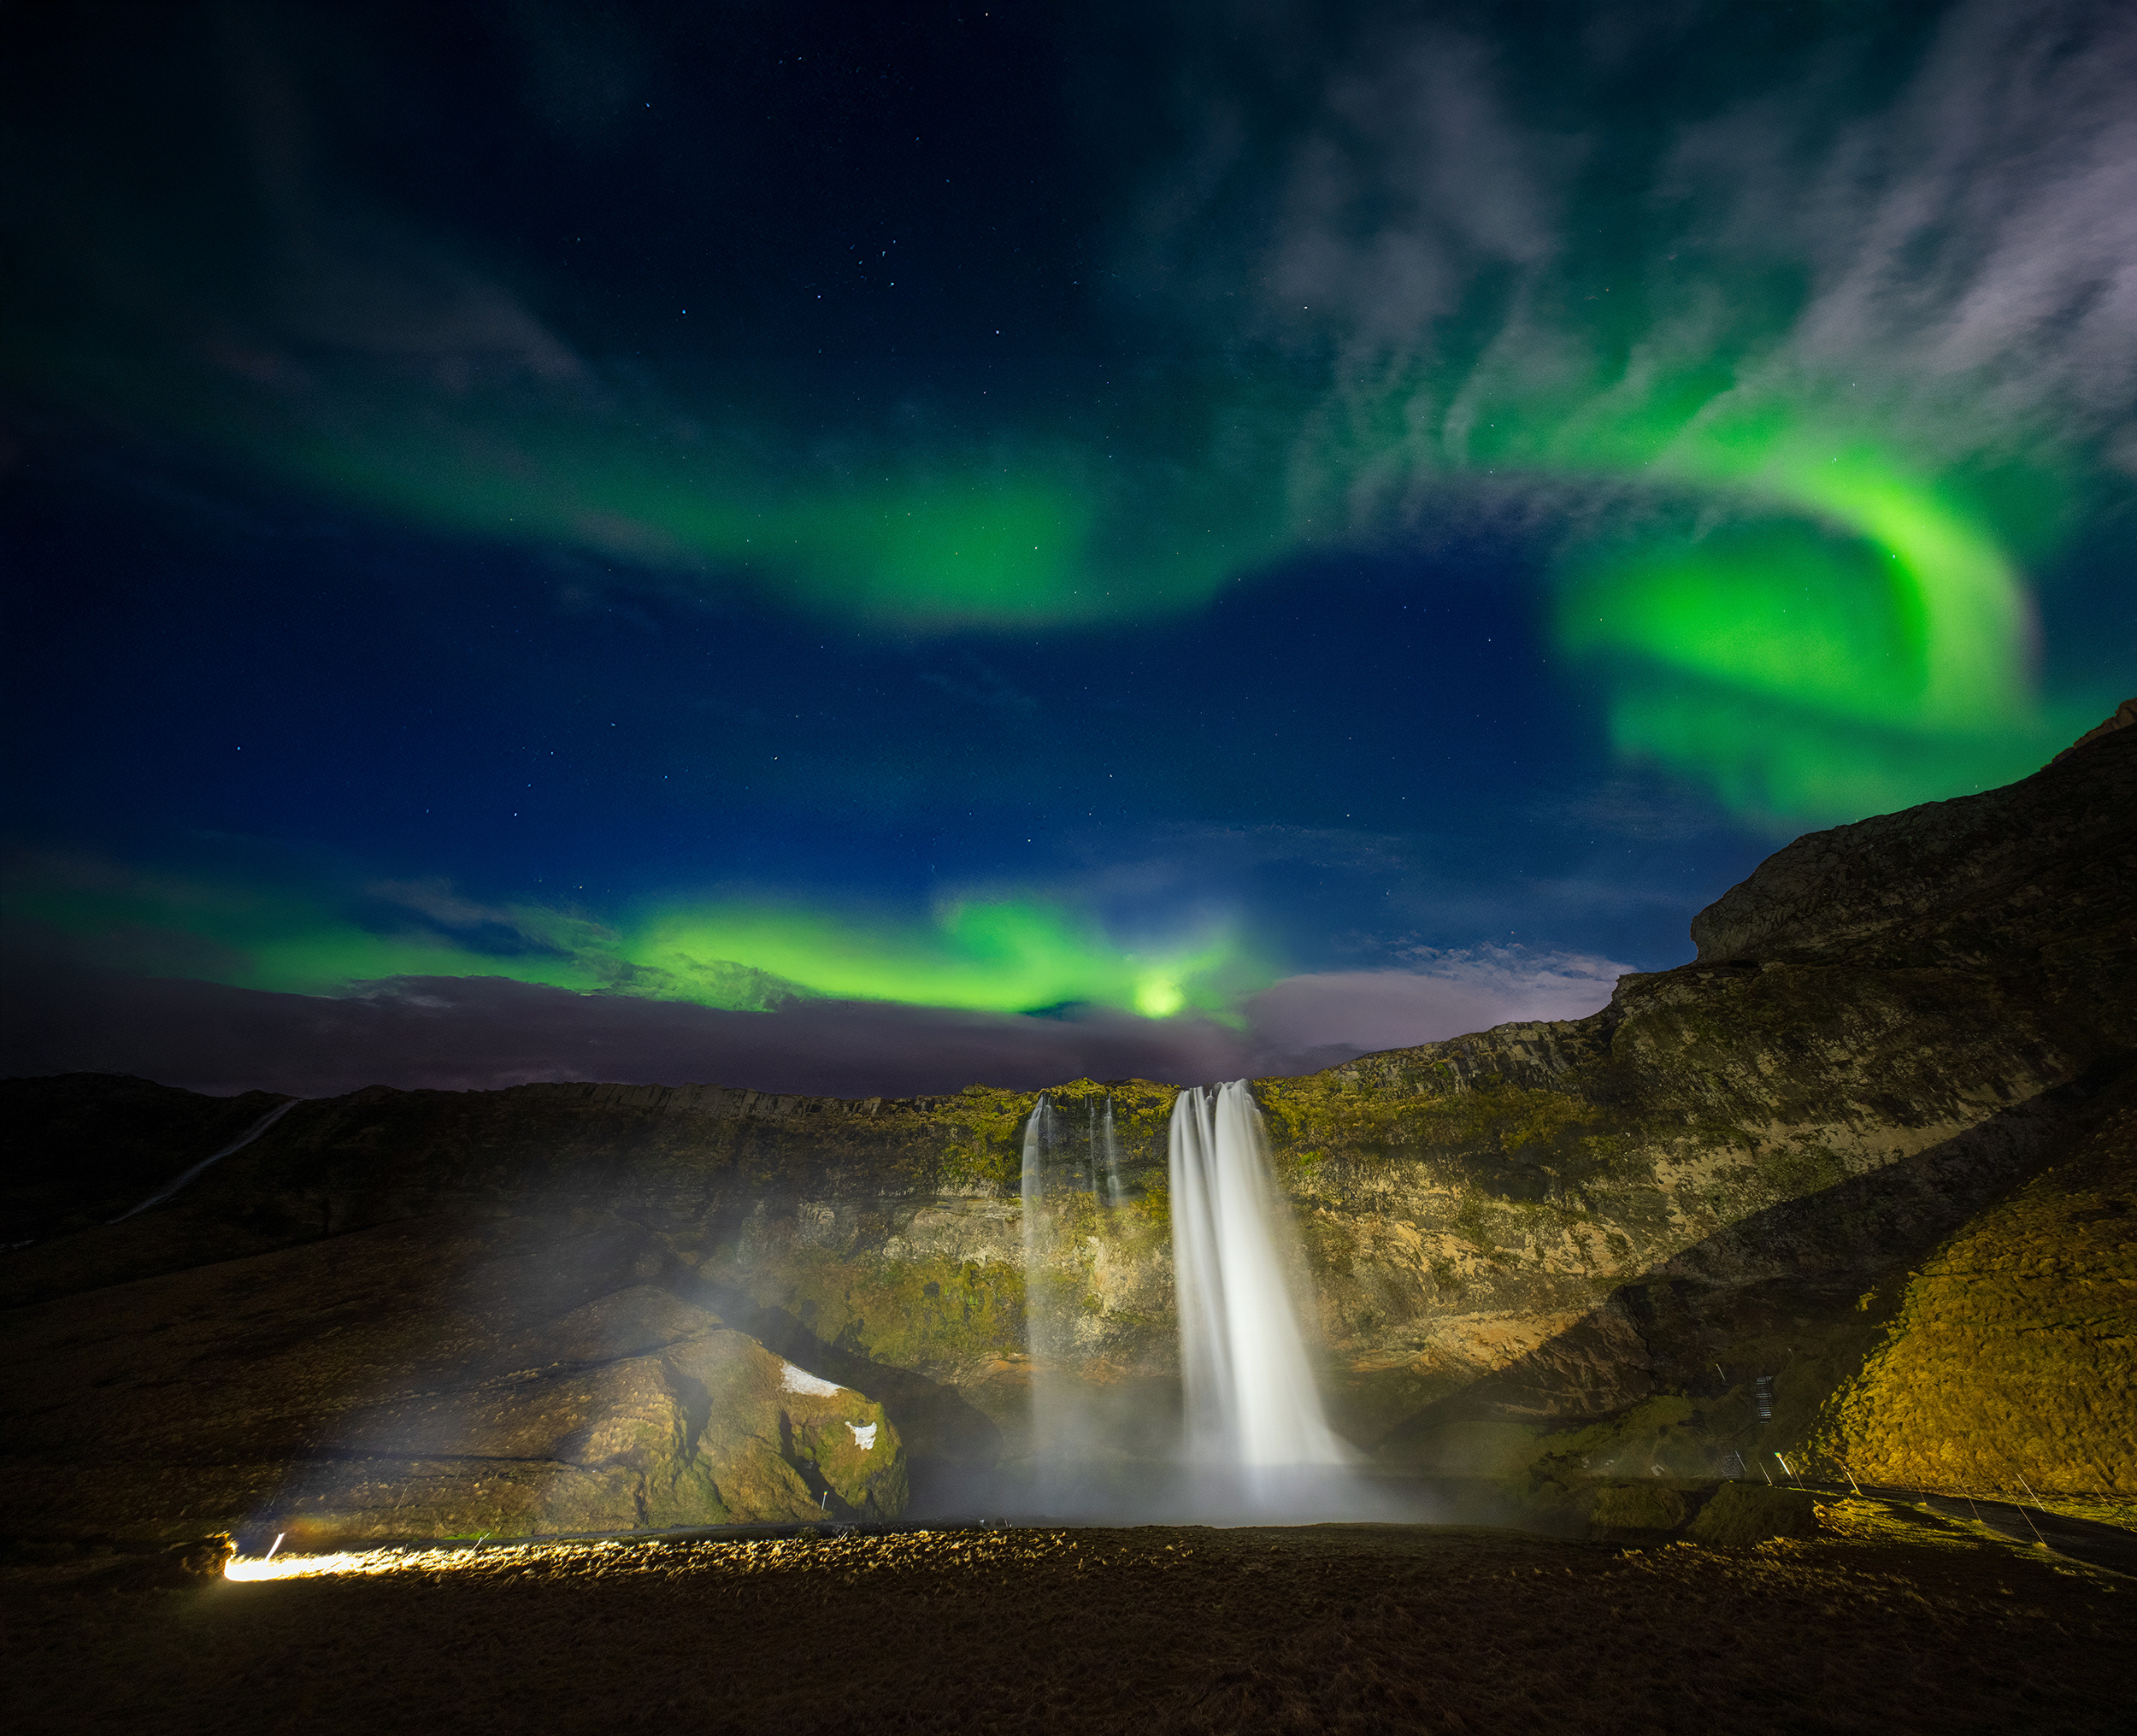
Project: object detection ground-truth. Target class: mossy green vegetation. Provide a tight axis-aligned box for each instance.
[722,1243,1032,1369]
[688,1076,1189,1392]
[925,1077,1179,1195]
[1257,1069,1617,1191]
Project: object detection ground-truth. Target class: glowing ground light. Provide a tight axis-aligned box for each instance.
[221,1534,951,1583]
[225,1541,586,1581]
[225,1547,444,1581]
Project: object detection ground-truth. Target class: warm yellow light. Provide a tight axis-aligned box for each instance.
[225,1545,480,1581]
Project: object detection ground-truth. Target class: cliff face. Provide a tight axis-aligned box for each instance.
[2,716,2130,1540]
[1274,718,2134,1492]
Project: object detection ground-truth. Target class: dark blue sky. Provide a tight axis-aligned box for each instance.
[3,0,2129,1096]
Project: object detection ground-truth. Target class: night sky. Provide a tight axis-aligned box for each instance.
[3,0,2132,1097]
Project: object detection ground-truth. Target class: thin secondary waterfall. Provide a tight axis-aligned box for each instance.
[1019,1093,1058,1299]
[1019,1091,1136,1503]
[1020,1092,1063,1355]
[1098,1096,1125,1206]
[1169,1081,1348,1472]
[1019,1094,1072,1478]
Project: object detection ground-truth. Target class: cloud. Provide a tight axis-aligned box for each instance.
[1130,0,2136,821]
[1241,945,1629,1067]
[1195,0,2137,485]
[0,943,1634,1101]
[1521,778,1729,844]
[917,657,1041,714]
[0,965,1239,1100]
[1676,0,2137,466]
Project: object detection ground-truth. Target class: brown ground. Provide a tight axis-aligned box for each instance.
[5,1502,2130,1734]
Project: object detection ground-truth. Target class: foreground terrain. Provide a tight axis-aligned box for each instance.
[6,1503,2130,1734]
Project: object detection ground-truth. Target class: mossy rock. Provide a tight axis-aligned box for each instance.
[1687,1482,1821,1548]
[1588,1481,1690,1537]
[1808,1081,2137,1498]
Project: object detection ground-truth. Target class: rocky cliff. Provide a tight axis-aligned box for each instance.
[3,711,2130,1542]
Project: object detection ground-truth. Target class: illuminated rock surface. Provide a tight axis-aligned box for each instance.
[0,711,2128,1533]
[1811,1082,2137,1496]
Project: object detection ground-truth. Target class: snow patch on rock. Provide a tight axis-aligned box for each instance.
[780,1360,842,1397]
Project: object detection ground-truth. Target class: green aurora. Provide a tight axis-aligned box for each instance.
[9,860,1256,1024]
[7,0,2126,1037]
[47,233,2085,833]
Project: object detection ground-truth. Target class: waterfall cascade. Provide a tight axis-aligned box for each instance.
[1169,1081,1350,1474]
[1018,1095,1068,1370]
[111,1098,301,1222]
[1098,1097,1125,1205]
[1018,1095,1074,1486]
[1015,1080,1367,1517]
[1017,1091,1141,1499]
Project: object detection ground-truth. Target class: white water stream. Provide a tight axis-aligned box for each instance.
[1168,1080,1350,1474]
[1018,1092,1061,1352]
[1018,1093,1078,1491]
[1016,1080,1365,1516]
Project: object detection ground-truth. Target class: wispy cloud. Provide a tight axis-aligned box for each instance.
[1129,0,2135,820]
[1171,1,2137,485]
[0,943,1634,1100]
[917,656,1041,714]
[1243,945,1629,1067]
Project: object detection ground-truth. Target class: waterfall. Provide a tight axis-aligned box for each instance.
[1009,1081,1376,1519]
[1099,1096,1126,1206]
[1019,1092,1062,1357]
[1169,1081,1349,1473]
[1019,1095,1073,1483]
